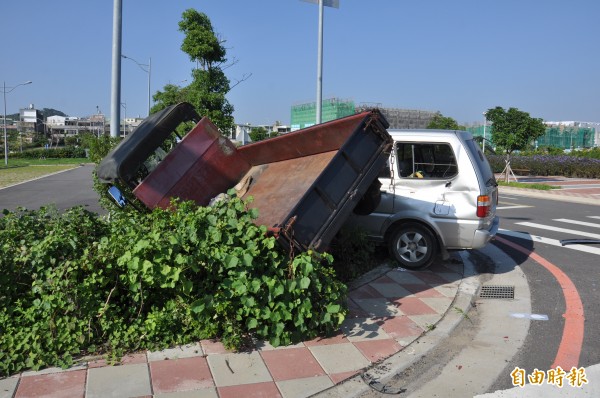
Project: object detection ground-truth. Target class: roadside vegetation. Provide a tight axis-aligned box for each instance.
[0,196,349,376]
[496,180,558,190]
[488,153,600,179]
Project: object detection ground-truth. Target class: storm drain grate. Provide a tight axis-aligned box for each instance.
[479,285,515,299]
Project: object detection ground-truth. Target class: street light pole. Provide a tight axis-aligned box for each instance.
[122,54,151,117]
[316,0,324,124]
[110,0,122,138]
[3,80,32,166]
[301,0,339,124]
[482,112,487,154]
[121,102,127,136]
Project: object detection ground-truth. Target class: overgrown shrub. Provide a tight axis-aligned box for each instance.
[0,196,347,376]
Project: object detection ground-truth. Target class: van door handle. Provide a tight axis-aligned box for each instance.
[445,181,452,188]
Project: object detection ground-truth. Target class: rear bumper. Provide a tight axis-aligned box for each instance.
[472,216,500,248]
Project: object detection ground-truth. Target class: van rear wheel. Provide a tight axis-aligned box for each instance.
[389,223,436,270]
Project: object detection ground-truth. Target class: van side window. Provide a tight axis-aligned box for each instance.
[396,143,458,179]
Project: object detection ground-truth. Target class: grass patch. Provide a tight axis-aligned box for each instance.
[497,181,559,190]
[1,158,89,167]
[0,165,79,188]
[0,158,88,188]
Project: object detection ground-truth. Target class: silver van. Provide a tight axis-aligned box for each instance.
[347,129,499,269]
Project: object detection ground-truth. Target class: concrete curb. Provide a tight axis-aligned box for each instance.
[316,253,481,397]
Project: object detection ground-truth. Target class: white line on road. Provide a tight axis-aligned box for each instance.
[498,229,600,255]
[554,218,600,229]
[558,185,600,190]
[497,205,533,210]
[499,195,522,200]
[515,222,600,240]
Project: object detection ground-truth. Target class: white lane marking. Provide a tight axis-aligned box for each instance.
[498,229,600,255]
[554,218,600,229]
[497,205,533,210]
[589,216,600,219]
[558,185,600,190]
[499,195,521,200]
[515,222,600,240]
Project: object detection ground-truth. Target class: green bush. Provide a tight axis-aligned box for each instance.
[0,196,347,376]
[570,147,600,159]
[487,154,600,178]
[10,146,87,159]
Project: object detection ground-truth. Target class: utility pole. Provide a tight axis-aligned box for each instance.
[301,0,339,124]
[110,0,122,137]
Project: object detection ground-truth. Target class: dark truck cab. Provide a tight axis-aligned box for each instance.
[97,102,392,252]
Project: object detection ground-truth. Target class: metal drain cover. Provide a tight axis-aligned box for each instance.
[479,285,515,299]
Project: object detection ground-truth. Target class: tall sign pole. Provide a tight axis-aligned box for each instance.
[302,0,339,124]
[316,0,324,124]
[110,0,123,137]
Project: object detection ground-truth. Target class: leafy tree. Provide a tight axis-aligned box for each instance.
[249,127,278,142]
[179,9,226,69]
[485,107,546,156]
[427,113,464,130]
[152,9,235,133]
[152,84,189,110]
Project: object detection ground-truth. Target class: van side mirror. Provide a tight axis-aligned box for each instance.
[108,186,127,207]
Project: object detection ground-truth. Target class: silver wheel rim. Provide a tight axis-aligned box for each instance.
[396,231,428,263]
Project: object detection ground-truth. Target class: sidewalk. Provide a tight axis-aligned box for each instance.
[1,258,470,398]
[497,175,600,206]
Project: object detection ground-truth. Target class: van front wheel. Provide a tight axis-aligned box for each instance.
[389,224,436,270]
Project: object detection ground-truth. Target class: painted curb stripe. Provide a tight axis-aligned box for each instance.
[495,235,584,370]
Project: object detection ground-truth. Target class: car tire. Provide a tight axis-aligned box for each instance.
[389,223,437,270]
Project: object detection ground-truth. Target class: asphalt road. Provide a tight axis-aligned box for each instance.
[359,192,600,397]
[0,163,104,214]
[493,193,600,384]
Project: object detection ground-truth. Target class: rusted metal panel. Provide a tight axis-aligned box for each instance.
[133,117,250,209]
[238,111,377,166]
[100,103,392,253]
[240,151,337,228]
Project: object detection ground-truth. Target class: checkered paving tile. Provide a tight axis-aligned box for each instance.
[3,263,463,398]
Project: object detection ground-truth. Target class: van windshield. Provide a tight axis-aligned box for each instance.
[465,139,495,186]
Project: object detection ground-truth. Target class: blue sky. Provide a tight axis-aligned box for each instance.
[2,0,598,126]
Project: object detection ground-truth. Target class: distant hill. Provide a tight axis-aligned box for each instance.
[41,108,68,118]
[6,108,68,120]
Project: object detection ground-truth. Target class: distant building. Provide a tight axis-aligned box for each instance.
[45,111,108,143]
[123,117,144,136]
[540,121,599,149]
[290,98,355,131]
[19,104,44,135]
[231,122,291,145]
[466,120,599,150]
[290,98,438,131]
[355,104,438,129]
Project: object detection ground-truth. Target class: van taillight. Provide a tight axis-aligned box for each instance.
[477,195,491,218]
